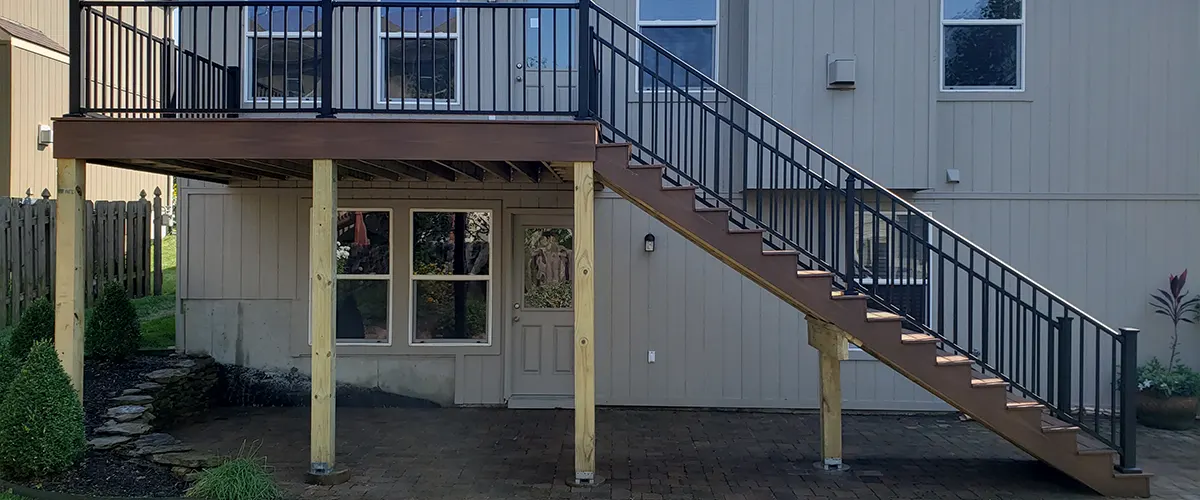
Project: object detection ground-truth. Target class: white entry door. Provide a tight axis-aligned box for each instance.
[508,215,575,408]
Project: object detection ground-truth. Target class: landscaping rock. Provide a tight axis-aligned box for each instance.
[96,422,153,436]
[121,388,144,396]
[151,451,222,469]
[114,412,144,423]
[125,433,192,456]
[88,435,132,450]
[106,405,148,418]
[145,368,188,383]
[111,394,154,404]
[136,382,163,391]
[170,467,202,483]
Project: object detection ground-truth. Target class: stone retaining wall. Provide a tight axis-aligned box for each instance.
[88,355,221,480]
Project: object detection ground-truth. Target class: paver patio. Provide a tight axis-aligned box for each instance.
[171,407,1200,500]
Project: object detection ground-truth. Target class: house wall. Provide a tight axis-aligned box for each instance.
[176,0,1200,409]
[177,178,943,410]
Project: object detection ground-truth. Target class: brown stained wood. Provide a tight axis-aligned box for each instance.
[369,160,428,181]
[592,143,1150,498]
[436,161,485,182]
[53,118,600,162]
[183,158,289,180]
[96,160,233,185]
[337,160,402,181]
[403,160,456,182]
[471,161,514,182]
[508,161,541,182]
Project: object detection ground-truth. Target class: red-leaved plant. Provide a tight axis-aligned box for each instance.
[1150,270,1200,372]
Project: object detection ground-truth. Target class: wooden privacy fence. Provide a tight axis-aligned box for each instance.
[0,188,166,327]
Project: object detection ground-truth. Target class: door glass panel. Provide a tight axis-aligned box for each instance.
[523,227,573,309]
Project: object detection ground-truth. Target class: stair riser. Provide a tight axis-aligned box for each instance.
[1006,408,1045,428]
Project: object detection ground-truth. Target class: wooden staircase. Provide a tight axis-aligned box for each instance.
[593,143,1152,498]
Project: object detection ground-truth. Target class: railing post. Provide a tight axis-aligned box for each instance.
[68,0,83,115]
[843,176,857,295]
[576,0,592,120]
[318,0,335,118]
[225,67,242,118]
[1117,327,1141,474]
[1056,316,1074,415]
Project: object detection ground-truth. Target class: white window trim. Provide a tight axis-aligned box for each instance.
[939,0,1025,92]
[307,208,395,347]
[242,6,323,104]
[409,208,494,347]
[374,1,463,106]
[634,0,720,93]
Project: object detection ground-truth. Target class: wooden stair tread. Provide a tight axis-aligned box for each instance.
[1006,401,1045,410]
[865,311,902,322]
[970,378,1008,388]
[901,333,938,344]
[763,250,799,256]
[935,355,972,366]
[798,270,833,278]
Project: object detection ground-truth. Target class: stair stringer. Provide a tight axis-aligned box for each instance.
[593,143,1150,498]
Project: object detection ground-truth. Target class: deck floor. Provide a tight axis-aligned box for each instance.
[170,407,1199,499]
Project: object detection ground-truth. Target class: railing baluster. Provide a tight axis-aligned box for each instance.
[843,176,857,295]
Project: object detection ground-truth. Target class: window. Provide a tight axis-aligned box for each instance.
[317,210,392,345]
[410,210,492,344]
[378,0,460,103]
[524,0,577,70]
[637,0,718,90]
[245,4,322,101]
[856,211,931,324]
[941,0,1024,91]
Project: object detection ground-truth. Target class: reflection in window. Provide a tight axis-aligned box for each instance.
[856,211,930,325]
[941,0,1023,90]
[246,5,321,100]
[379,2,460,102]
[411,210,491,343]
[524,228,573,309]
[637,0,717,90]
[324,209,392,345]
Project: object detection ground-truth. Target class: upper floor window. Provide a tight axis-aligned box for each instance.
[637,0,718,90]
[378,0,460,104]
[245,4,321,101]
[941,0,1024,91]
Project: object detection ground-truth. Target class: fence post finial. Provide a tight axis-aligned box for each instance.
[139,190,147,200]
[153,186,162,197]
[41,189,51,200]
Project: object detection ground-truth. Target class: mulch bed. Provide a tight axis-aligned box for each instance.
[12,355,188,498]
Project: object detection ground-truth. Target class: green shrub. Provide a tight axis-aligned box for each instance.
[7,298,53,361]
[0,490,24,500]
[0,341,85,480]
[0,351,18,402]
[85,282,140,361]
[186,448,281,500]
[1138,358,1200,398]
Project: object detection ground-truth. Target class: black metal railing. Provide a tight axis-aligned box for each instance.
[72,0,585,117]
[68,0,1140,473]
[588,4,1139,473]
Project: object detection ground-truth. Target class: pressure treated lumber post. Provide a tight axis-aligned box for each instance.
[573,161,598,486]
[306,159,347,485]
[54,159,86,400]
[807,318,850,471]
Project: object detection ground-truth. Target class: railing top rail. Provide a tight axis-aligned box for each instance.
[589,2,1121,339]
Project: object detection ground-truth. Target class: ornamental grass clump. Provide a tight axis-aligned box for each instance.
[186,443,281,500]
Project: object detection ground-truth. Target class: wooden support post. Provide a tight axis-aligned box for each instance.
[306,159,347,485]
[807,318,850,470]
[573,161,598,486]
[54,159,86,400]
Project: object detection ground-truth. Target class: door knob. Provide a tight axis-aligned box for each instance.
[513,315,521,323]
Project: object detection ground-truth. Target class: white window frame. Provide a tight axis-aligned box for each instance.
[307,208,395,347]
[939,0,1025,92]
[375,1,463,106]
[409,208,493,346]
[635,0,720,92]
[242,5,322,104]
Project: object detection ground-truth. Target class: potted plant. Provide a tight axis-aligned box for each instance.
[1136,270,1200,430]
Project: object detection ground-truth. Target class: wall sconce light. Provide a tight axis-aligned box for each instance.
[643,234,656,252]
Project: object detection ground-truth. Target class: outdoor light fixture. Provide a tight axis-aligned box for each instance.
[644,234,656,252]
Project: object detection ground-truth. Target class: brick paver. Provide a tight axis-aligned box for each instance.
[171,407,1199,499]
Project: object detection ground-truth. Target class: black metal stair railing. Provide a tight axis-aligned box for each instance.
[586,2,1139,473]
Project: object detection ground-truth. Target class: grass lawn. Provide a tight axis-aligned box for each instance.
[0,491,22,500]
[0,234,177,353]
[131,233,177,349]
